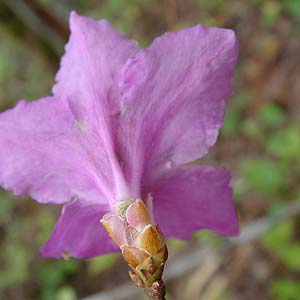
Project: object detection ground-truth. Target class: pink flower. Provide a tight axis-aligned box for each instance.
[0,12,238,259]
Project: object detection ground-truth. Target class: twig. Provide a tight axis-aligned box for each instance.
[144,280,166,300]
[81,200,300,300]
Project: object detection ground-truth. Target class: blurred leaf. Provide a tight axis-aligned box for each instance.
[92,0,142,34]
[88,253,118,275]
[166,238,186,250]
[222,91,250,137]
[55,286,77,300]
[0,242,32,288]
[241,158,287,195]
[38,259,79,296]
[39,263,66,289]
[36,208,56,245]
[270,279,300,300]
[234,91,251,112]
[283,0,300,18]
[193,0,224,11]
[263,221,300,270]
[165,291,172,299]
[266,126,300,160]
[221,110,240,137]
[0,190,14,223]
[38,259,79,300]
[283,245,300,270]
[216,292,231,300]
[261,1,282,27]
[192,230,221,248]
[263,221,293,251]
[241,119,261,139]
[0,27,53,105]
[258,103,285,128]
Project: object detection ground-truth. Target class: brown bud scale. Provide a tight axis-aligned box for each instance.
[101,198,168,298]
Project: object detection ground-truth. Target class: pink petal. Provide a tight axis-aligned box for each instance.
[53,11,139,120]
[41,200,118,258]
[53,12,140,201]
[0,96,113,204]
[0,13,142,204]
[118,25,238,196]
[143,166,239,239]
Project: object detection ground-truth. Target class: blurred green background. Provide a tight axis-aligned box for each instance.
[0,0,300,300]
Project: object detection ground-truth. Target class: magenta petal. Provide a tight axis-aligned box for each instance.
[53,11,139,119]
[119,25,238,195]
[52,12,140,201]
[143,166,239,239]
[0,96,113,204]
[41,200,118,258]
[0,13,239,260]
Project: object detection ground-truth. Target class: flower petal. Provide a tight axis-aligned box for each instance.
[53,12,140,200]
[118,25,238,196]
[41,200,118,258]
[53,11,140,119]
[0,96,113,204]
[143,166,239,239]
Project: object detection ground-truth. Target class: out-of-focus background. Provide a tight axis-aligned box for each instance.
[0,0,299,299]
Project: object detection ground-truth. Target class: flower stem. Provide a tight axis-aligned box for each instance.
[144,280,166,300]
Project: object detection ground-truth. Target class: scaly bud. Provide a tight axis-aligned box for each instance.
[100,197,168,289]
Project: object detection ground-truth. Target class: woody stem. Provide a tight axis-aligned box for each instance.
[144,279,166,300]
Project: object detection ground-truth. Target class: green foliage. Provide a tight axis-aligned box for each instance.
[55,286,77,300]
[0,191,14,223]
[241,103,286,139]
[38,259,79,300]
[0,242,32,288]
[270,279,300,300]
[221,110,240,137]
[266,126,300,161]
[0,199,34,289]
[91,0,143,34]
[261,1,282,27]
[282,0,300,18]
[193,0,224,11]
[241,119,261,139]
[166,238,186,250]
[221,91,250,137]
[258,103,285,128]
[257,0,300,20]
[192,230,221,247]
[0,28,53,106]
[263,221,292,250]
[263,221,300,270]
[241,158,287,195]
[88,253,119,275]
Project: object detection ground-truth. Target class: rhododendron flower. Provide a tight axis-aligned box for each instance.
[0,12,238,261]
